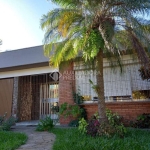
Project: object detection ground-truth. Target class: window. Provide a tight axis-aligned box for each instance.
[74,59,150,102]
[75,69,97,101]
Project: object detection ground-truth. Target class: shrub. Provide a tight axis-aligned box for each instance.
[36,116,54,131]
[2,117,16,131]
[78,118,88,134]
[59,102,82,118]
[106,109,123,126]
[98,122,126,138]
[87,118,100,137]
[85,112,100,136]
[115,124,127,137]
[60,102,87,127]
[105,109,126,137]
[97,122,115,137]
[0,113,16,131]
[132,113,150,128]
[86,110,126,137]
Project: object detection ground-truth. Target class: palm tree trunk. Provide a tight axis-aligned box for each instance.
[96,50,107,123]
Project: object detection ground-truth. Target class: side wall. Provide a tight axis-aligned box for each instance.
[81,102,150,124]
[0,78,13,118]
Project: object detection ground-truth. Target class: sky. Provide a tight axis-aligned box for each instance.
[0,0,57,51]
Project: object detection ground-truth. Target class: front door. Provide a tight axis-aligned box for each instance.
[40,83,59,123]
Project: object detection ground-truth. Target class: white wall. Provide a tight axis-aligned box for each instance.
[0,66,59,79]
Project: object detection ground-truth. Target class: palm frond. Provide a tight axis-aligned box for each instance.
[42,0,150,68]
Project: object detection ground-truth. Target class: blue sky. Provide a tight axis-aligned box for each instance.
[0,0,57,51]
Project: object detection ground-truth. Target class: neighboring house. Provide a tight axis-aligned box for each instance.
[0,46,59,121]
[0,45,150,125]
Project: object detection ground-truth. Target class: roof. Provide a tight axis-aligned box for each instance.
[0,45,49,69]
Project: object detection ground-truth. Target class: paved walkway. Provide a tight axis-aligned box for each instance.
[12,126,56,150]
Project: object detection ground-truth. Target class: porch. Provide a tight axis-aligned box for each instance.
[15,73,59,123]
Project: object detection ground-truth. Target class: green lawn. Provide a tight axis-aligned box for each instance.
[52,128,150,150]
[0,131,27,150]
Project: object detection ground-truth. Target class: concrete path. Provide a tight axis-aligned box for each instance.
[12,126,56,150]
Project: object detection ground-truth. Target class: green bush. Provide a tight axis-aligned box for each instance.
[97,122,126,138]
[78,118,88,134]
[59,102,83,118]
[0,113,16,131]
[97,122,115,137]
[81,110,126,138]
[36,117,54,131]
[99,109,127,137]
[106,109,123,126]
[132,113,150,128]
[60,102,87,127]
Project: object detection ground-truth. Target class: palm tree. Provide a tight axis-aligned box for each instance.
[41,0,150,123]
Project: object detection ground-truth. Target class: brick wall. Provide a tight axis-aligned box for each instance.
[81,101,150,124]
[59,61,75,125]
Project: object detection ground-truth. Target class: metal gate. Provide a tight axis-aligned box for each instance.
[40,83,59,123]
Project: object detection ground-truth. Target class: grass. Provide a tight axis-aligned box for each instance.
[0,131,27,150]
[52,128,150,150]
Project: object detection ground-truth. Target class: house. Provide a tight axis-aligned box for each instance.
[0,46,59,122]
[0,45,150,125]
